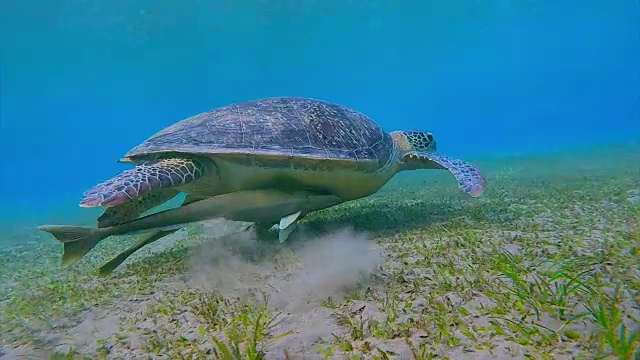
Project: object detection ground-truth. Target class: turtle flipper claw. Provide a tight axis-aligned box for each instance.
[80,157,207,208]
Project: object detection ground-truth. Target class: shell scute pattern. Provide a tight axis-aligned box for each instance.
[126,97,394,171]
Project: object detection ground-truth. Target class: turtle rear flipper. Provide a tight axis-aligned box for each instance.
[80,157,207,208]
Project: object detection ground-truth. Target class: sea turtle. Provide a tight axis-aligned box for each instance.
[40,97,485,274]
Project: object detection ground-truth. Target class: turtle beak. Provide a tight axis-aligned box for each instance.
[117,157,135,164]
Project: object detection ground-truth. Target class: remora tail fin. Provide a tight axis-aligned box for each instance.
[38,225,107,266]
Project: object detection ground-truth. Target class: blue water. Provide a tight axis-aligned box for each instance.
[1,1,639,221]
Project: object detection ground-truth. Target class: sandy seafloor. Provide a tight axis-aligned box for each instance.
[0,144,638,360]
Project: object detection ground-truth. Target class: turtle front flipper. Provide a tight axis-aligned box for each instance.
[403,151,485,197]
[80,157,208,208]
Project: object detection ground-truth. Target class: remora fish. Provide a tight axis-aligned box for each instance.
[39,189,342,265]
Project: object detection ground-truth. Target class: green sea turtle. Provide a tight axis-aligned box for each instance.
[39,97,485,274]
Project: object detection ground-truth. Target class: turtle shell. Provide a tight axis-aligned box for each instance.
[123,97,394,171]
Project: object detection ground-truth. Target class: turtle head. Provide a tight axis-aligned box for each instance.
[390,130,440,171]
[390,130,437,155]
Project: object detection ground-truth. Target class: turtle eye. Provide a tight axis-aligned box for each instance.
[426,133,434,142]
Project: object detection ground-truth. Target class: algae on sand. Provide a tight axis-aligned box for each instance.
[0,145,639,359]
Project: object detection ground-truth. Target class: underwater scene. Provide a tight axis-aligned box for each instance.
[1,1,639,359]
